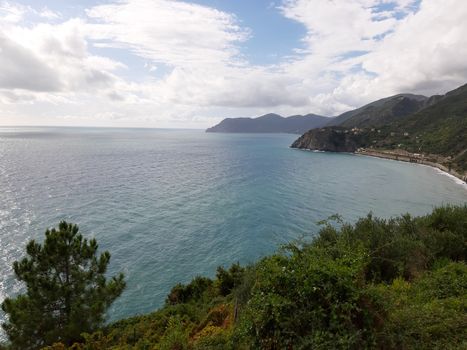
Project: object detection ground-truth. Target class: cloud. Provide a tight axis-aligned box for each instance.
[0,0,466,127]
[38,7,60,20]
[0,34,62,91]
[276,0,467,115]
[0,13,126,102]
[280,0,398,57]
[86,0,249,68]
[362,0,467,95]
[0,1,25,23]
[83,0,313,110]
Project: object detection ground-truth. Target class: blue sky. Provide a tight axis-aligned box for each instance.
[0,0,465,128]
[191,0,308,65]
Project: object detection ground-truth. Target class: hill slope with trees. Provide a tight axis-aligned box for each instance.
[326,93,429,128]
[3,206,464,349]
[292,83,467,174]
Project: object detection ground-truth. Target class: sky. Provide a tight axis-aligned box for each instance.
[0,0,467,128]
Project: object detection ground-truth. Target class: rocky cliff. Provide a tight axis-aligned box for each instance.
[290,127,362,152]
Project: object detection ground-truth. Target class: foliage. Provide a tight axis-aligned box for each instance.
[372,262,467,349]
[238,245,379,349]
[158,316,190,350]
[166,277,214,305]
[215,263,245,297]
[233,205,465,349]
[314,205,467,282]
[1,222,125,349]
[2,205,466,349]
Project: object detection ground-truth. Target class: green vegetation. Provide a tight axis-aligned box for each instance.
[354,84,467,171]
[1,206,466,349]
[292,83,467,172]
[328,94,427,128]
[1,222,125,349]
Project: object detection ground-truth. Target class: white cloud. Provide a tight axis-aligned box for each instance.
[0,0,466,127]
[38,7,60,20]
[0,12,128,102]
[362,0,467,95]
[276,0,467,115]
[0,1,25,23]
[86,0,249,68]
[0,33,62,91]
[281,0,396,56]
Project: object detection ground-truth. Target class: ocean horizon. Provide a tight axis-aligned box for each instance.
[1,126,466,338]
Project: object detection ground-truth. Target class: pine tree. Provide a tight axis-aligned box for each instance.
[1,221,125,349]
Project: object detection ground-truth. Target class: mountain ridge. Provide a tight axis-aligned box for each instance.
[206,113,329,134]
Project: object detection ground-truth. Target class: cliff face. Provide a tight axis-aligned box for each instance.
[291,127,360,152]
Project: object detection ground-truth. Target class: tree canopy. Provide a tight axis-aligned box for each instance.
[1,221,125,349]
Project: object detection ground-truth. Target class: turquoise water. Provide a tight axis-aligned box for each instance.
[0,127,466,332]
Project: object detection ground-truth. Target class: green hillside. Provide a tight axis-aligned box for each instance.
[292,83,467,172]
[327,94,428,128]
[14,205,464,350]
[387,84,467,157]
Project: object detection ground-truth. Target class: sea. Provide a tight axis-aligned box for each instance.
[0,126,466,337]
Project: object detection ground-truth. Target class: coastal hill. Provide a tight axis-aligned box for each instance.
[206,113,329,134]
[206,94,433,135]
[326,93,430,128]
[291,83,467,175]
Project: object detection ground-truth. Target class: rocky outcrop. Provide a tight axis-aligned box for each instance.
[290,127,360,152]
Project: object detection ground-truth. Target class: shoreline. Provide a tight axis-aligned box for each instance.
[355,149,467,189]
[292,147,467,190]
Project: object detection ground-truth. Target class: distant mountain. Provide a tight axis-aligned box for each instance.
[327,94,429,128]
[292,83,467,173]
[206,113,329,134]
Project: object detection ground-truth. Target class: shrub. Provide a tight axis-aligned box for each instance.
[239,244,380,349]
[166,277,214,305]
[216,263,245,296]
[374,263,467,349]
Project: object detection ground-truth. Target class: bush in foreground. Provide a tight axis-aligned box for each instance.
[74,205,465,350]
[2,205,466,349]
